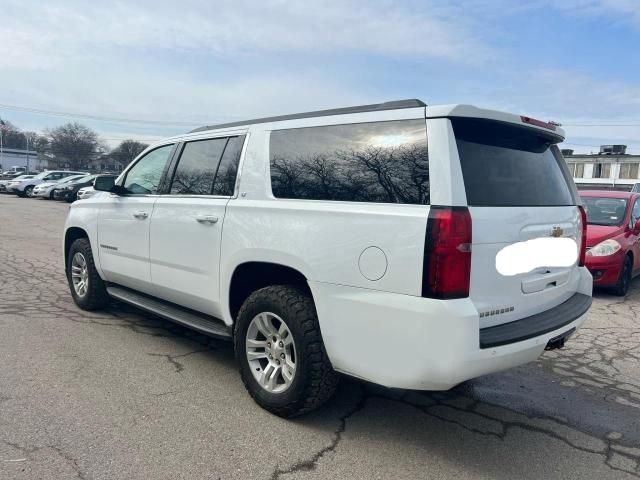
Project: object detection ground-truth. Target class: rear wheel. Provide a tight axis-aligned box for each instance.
[234,285,339,417]
[613,255,633,296]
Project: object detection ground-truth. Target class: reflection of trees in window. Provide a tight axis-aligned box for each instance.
[171,170,215,195]
[271,139,429,205]
[170,138,226,195]
[212,136,244,196]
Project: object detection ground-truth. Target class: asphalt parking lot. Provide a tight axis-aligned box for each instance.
[1,195,639,480]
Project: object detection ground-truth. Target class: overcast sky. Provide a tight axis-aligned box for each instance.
[1,0,639,152]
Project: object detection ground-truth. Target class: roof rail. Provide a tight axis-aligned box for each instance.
[189,99,426,133]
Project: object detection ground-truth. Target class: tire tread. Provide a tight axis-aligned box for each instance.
[67,238,109,311]
[234,285,339,417]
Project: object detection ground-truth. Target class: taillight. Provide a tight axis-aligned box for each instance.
[578,205,587,266]
[422,206,472,299]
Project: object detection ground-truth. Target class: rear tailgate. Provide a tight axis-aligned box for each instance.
[451,117,584,330]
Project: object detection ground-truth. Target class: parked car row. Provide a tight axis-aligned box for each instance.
[0,170,117,203]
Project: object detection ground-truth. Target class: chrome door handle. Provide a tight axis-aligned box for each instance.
[133,211,148,219]
[195,215,219,224]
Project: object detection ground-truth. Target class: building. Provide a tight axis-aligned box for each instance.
[0,147,48,173]
[563,145,640,191]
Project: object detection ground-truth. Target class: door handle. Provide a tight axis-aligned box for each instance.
[195,215,219,224]
[133,211,148,219]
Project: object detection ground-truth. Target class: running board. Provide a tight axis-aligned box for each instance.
[106,285,232,339]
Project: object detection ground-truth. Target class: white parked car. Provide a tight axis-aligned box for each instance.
[33,175,87,199]
[76,186,95,200]
[63,99,592,417]
[0,174,34,193]
[12,170,87,197]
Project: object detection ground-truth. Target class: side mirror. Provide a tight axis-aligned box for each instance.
[94,176,117,193]
[633,219,640,235]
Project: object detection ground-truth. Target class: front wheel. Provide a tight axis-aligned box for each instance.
[66,238,109,310]
[234,285,339,417]
[24,185,35,198]
[613,255,633,296]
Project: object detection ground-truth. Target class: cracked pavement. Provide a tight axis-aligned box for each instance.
[1,194,639,480]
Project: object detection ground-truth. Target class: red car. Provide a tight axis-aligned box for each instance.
[581,190,640,295]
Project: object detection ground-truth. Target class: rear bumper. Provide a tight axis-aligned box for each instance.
[310,268,592,390]
[479,293,591,348]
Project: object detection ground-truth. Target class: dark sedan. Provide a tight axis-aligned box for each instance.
[54,174,116,203]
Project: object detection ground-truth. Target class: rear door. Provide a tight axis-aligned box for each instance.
[450,117,582,328]
[149,135,245,317]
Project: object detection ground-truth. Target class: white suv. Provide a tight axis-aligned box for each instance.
[63,99,592,417]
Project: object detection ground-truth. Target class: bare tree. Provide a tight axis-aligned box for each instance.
[46,122,101,170]
[109,140,149,169]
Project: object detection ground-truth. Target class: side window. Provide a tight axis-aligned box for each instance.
[170,138,227,195]
[123,144,174,195]
[269,119,429,205]
[212,136,244,196]
[631,200,640,226]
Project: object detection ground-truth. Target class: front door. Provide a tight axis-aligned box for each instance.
[149,135,244,317]
[98,144,175,295]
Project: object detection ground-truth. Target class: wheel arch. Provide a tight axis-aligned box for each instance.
[64,227,90,267]
[227,261,313,325]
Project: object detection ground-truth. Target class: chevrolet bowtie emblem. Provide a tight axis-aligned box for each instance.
[551,226,563,237]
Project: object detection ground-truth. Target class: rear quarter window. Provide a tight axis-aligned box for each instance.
[269,119,430,205]
[452,117,575,207]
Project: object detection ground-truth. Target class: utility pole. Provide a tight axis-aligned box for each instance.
[0,121,4,172]
[26,134,30,173]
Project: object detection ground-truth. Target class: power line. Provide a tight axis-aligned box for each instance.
[563,123,640,127]
[0,102,205,127]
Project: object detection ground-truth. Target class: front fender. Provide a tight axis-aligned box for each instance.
[63,200,103,278]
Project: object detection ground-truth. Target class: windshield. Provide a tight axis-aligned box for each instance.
[33,171,50,179]
[581,197,628,226]
[452,118,575,207]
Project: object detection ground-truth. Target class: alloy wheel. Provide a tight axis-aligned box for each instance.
[71,252,89,297]
[245,312,296,393]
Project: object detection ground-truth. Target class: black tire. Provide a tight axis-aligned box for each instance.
[613,255,633,297]
[234,285,339,418]
[49,190,55,200]
[24,185,34,198]
[66,238,109,310]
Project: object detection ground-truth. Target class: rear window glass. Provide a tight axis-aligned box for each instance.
[452,118,575,207]
[270,119,429,205]
[581,197,627,226]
